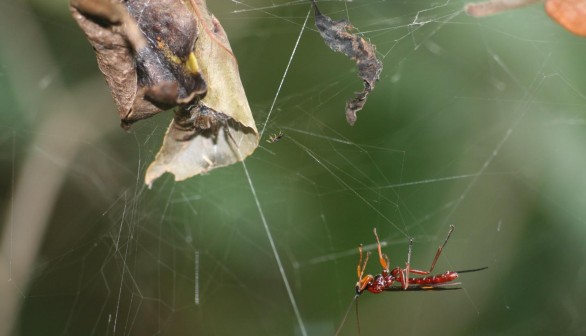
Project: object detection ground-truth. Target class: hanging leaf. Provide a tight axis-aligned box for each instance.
[311,0,383,126]
[70,0,207,128]
[70,0,258,187]
[144,0,258,187]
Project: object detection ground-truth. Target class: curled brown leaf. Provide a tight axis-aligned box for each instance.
[311,0,383,126]
[70,0,208,128]
[70,0,258,186]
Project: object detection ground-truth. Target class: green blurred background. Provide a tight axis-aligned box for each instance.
[1,0,586,335]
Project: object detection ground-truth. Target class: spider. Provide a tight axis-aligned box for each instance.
[173,103,236,144]
[356,225,479,295]
[266,131,285,144]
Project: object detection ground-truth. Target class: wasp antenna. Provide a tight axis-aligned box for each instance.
[456,266,488,274]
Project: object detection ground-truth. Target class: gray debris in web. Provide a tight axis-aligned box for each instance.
[311,0,383,125]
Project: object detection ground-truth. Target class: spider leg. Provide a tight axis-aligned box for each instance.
[223,123,238,147]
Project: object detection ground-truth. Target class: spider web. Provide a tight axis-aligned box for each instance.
[2,0,586,335]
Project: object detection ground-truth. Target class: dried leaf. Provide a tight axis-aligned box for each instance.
[70,0,258,187]
[466,0,586,37]
[465,0,541,17]
[311,1,383,126]
[144,0,258,187]
[70,0,207,128]
[545,0,586,37]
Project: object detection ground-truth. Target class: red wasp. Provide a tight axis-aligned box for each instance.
[335,226,486,335]
[355,225,485,294]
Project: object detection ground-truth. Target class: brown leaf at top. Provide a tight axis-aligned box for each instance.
[465,0,542,17]
[70,0,207,128]
[465,0,586,37]
[545,0,586,37]
[71,0,258,186]
[311,0,383,126]
[144,0,258,187]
